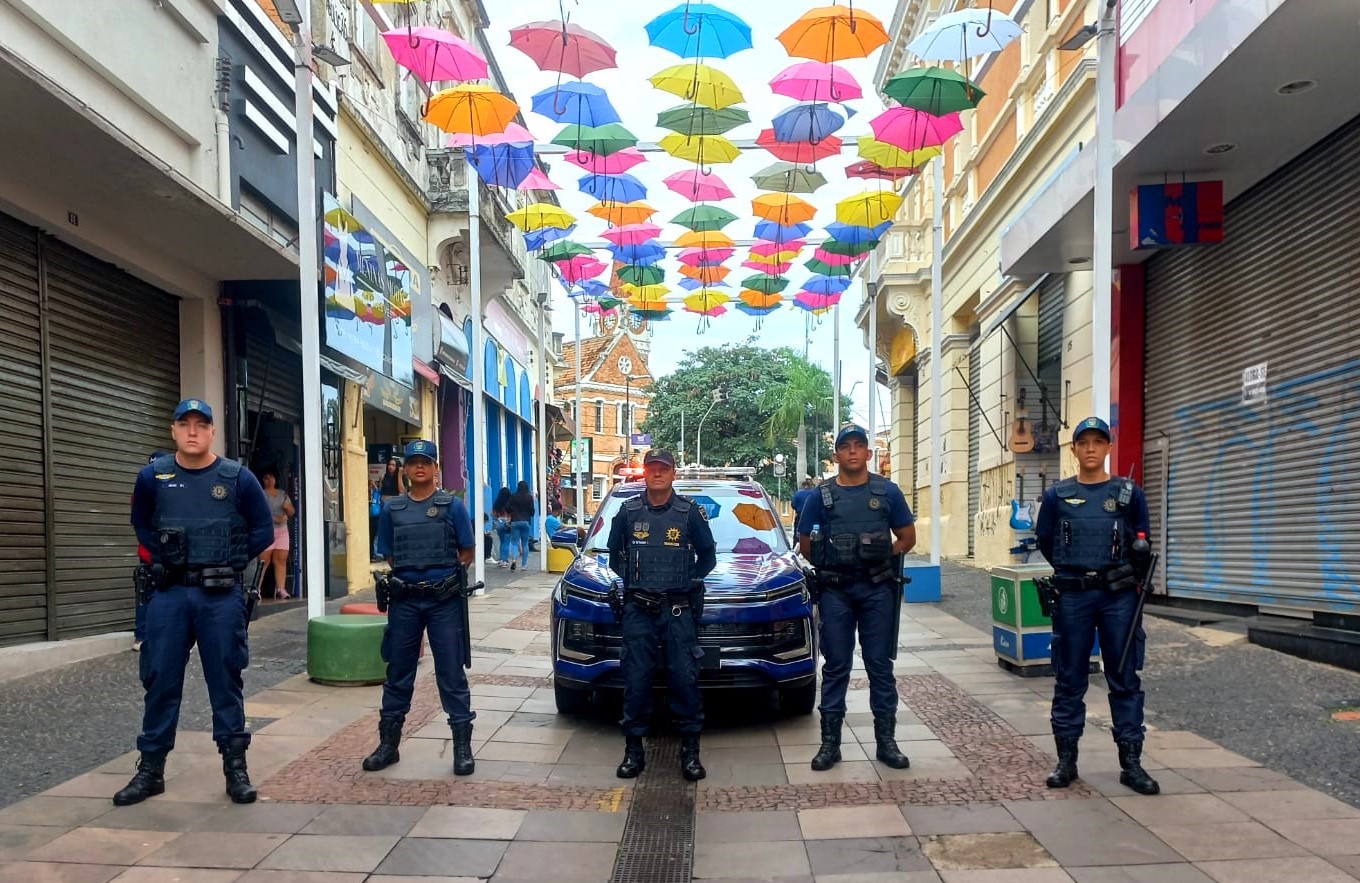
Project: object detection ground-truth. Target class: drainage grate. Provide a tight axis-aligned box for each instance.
[609,735,695,883]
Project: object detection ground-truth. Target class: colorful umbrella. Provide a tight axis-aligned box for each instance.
[741,273,789,295]
[739,290,783,309]
[562,147,646,175]
[600,223,663,247]
[756,129,842,164]
[826,220,893,244]
[770,61,863,103]
[538,241,593,262]
[446,122,533,148]
[732,502,776,530]
[516,168,560,192]
[820,238,873,257]
[751,192,817,226]
[508,21,618,78]
[678,265,731,285]
[684,293,730,317]
[836,191,905,228]
[771,103,845,143]
[870,107,963,152]
[750,241,802,258]
[750,162,827,194]
[795,292,842,310]
[671,205,738,232]
[551,123,638,156]
[607,241,667,265]
[679,277,730,291]
[883,67,985,114]
[530,82,620,125]
[811,248,855,266]
[753,220,812,241]
[777,6,890,62]
[423,84,519,137]
[646,3,753,59]
[804,258,854,276]
[676,230,735,249]
[741,259,792,274]
[649,64,745,110]
[735,302,781,321]
[506,203,575,232]
[617,264,666,287]
[468,142,534,188]
[845,159,919,182]
[906,8,1022,62]
[858,136,942,169]
[656,104,751,136]
[572,280,612,299]
[523,224,574,250]
[578,172,648,203]
[586,201,657,226]
[619,283,671,301]
[659,133,741,165]
[556,256,609,284]
[663,169,734,202]
[382,27,488,83]
[803,274,853,294]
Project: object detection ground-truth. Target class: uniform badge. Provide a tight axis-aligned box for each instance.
[426,506,440,518]
[210,484,228,500]
[633,530,650,540]
[1103,498,1118,512]
[1064,498,1085,506]
[697,507,709,521]
[666,527,681,541]
[869,497,881,510]
[156,473,176,481]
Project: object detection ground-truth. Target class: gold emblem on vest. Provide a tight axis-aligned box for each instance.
[427,507,440,518]
[868,497,881,509]
[1103,498,1118,512]
[211,484,228,500]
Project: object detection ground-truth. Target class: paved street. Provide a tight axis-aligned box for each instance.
[3,568,1360,881]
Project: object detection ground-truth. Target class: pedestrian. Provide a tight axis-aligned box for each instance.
[798,425,916,772]
[116,399,274,806]
[546,503,563,538]
[790,477,816,535]
[492,486,514,568]
[362,440,479,777]
[606,450,717,781]
[1035,417,1159,795]
[483,514,495,562]
[259,467,295,600]
[508,480,535,571]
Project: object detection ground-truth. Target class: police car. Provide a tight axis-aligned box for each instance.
[551,468,818,715]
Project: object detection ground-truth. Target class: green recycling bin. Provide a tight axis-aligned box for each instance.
[991,564,1101,677]
[307,614,388,686]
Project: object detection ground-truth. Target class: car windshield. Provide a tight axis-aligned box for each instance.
[584,484,789,556]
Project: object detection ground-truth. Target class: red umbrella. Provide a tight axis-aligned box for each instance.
[509,21,617,78]
[663,169,734,202]
[845,160,919,182]
[562,147,646,175]
[677,247,735,265]
[756,129,842,164]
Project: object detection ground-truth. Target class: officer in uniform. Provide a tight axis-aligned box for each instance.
[606,450,717,781]
[798,425,916,772]
[362,440,479,776]
[118,399,274,806]
[1035,417,1159,795]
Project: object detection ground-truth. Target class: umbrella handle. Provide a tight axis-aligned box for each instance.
[553,89,570,117]
[976,5,995,38]
[848,0,858,34]
[682,1,701,36]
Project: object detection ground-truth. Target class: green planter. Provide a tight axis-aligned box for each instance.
[307,614,388,686]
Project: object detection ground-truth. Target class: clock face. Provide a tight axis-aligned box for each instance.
[627,312,645,331]
[602,312,617,330]
[617,356,633,375]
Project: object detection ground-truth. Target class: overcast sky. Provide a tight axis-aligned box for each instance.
[481,0,900,431]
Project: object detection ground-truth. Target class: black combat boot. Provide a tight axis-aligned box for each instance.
[451,722,475,776]
[221,737,257,804]
[616,735,646,779]
[680,734,706,782]
[873,715,911,769]
[810,714,843,771]
[112,752,166,806]
[362,715,404,772]
[1116,740,1160,795]
[1046,735,1080,788]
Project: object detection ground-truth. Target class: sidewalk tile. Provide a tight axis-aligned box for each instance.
[1143,731,1222,752]
[1110,795,1250,827]
[780,742,869,764]
[185,803,324,834]
[937,872,1074,882]
[1079,769,1203,797]
[1144,748,1258,769]
[805,836,933,876]
[1067,864,1213,882]
[901,805,1024,836]
[489,725,575,746]
[0,824,71,861]
[42,773,146,800]
[372,838,507,877]
[873,757,972,780]
[90,801,225,832]
[1264,819,1360,855]
[1176,768,1306,793]
[409,807,525,840]
[0,863,122,883]
[1218,789,1360,821]
[236,872,367,882]
[1193,856,1358,883]
[698,763,789,787]
[693,841,811,879]
[546,764,634,786]
[557,736,626,765]
[1325,856,1360,877]
[818,874,940,883]
[137,832,287,868]
[300,805,425,837]
[785,761,880,785]
[111,868,245,882]
[256,834,399,872]
[475,741,564,763]
[0,797,111,828]
[1145,822,1308,862]
[701,729,778,749]
[28,828,179,865]
[515,810,627,842]
[798,805,912,840]
[369,877,483,883]
[694,810,800,843]
[849,724,935,743]
[493,841,614,880]
[921,833,1058,870]
[1006,799,1182,866]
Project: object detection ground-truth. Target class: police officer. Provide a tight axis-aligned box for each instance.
[362,440,479,776]
[606,450,717,781]
[798,425,916,772]
[1035,417,1159,795]
[118,399,274,806]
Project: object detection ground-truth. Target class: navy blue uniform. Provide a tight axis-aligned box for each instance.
[1035,477,1151,743]
[606,493,717,736]
[129,456,273,756]
[376,490,476,725]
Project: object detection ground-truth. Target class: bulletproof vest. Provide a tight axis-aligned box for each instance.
[1049,477,1132,573]
[389,491,461,571]
[151,455,250,569]
[622,495,694,592]
[810,476,895,574]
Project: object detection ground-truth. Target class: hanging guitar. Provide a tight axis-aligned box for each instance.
[1008,388,1036,453]
[1009,473,1034,531]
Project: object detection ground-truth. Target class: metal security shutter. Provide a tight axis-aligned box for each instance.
[243,314,303,424]
[0,216,47,645]
[967,341,981,558]
[44,240,180,638]
[1142,114,1360,614]
[1019,277,1066,502]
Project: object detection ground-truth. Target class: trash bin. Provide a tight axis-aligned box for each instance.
[991,564,1100,677]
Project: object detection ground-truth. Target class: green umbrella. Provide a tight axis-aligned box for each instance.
[740,274,789,295]
[596,297,623,311]
[617,265,665,287]
[883,67,985,115]
[656,104,751,137]
[550,122,638,156]
[670,205,738,232]
[537,241,593,262]
[818,238,874,257]
[750,162,827,194]
[803,258,854,276]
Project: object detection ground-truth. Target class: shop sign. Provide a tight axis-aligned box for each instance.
[364,373,421,424]
[1130,181,1224,249]
[1241,361,1268,405]
[569,438,593,474]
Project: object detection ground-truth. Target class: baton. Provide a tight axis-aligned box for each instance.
[1116,553,1158,673]
[461,580,484,669]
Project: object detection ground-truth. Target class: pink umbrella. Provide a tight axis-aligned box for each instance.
[563,147,646,175]
[663,169,734,202]
[447,122,534,147]
[557,256,608,284]
[517,168,560,191]
[812,249,855,266]
[750,240,804,257]
[770,61,862,103]
[742,260,792,274]
[797,292,842,310]
[677,247,735,265]
[509,21,618,79]
[383,27,488,83]
[601,223,663,247]
[869,108,963,152]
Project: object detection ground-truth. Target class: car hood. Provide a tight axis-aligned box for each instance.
[567,551,804,594]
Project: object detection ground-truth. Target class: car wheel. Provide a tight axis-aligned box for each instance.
[554,680,591,715]
[780,681,817,716]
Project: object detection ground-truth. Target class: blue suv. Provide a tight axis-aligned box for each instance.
[551,471,818,716]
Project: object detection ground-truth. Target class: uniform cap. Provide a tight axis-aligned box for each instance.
[1072,416,1111,442]
[834,424,869,447]
[173,399,213,422]
[643,449,676,468]
[404,439,439,462]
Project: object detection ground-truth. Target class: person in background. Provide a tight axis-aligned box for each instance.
[546,503,563,538]
[492,486,514,569]
[790,478,816,536]
[259,467,296,600]
[483,514,496,562]
[508,480,536,571]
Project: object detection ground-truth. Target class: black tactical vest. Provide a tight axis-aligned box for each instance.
[810,476,895,574]
[1048,477,1132,573]
[151,455,250,569]
[389,491,461,571]
[622,495,694,593]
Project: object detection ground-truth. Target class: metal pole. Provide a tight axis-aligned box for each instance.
[1092,1,1118,426]
[291,10,324,621]
[536,292,548,572]
[625,375,631,464]
[867,248,878,451]
[468,164,486,590]
[929,158,944,566]
[833,313,841,433]
[696,397,718,468]
[573,300,583,518]
[679,409,685,467]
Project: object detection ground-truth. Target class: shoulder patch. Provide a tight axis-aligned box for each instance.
[696,505,709,521]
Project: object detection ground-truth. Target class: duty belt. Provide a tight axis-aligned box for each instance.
[160,566,238,590]
[395,576,466,599]
[627,589,690,616]
[1053,572,1108,592]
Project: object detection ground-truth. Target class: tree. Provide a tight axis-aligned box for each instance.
[762,356,836,482]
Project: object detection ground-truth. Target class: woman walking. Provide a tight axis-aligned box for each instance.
[260,467,296,600]
[492,486,514,568]
[508,480,535,572]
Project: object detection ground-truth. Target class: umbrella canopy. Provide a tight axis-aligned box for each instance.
[804,258,854,276]
[617,264,666,287]
[678,265,732,285]
[751,161,828,193]
[562,147,646,175]
[516,168,560,192]
[649,64,745,110]
[845,159,919,182]
[771,103,845,143]
[423,84,519,136]
[656,104,751,136]
[530,82,621,125]
[620,283,671,301]
[677,246,735,265]
[506,203,575,232]
[586,201,657,225]
[751,192,817,226]
[883,66,985,114]
[756,129,842,164]
[659,133,741,164]
[811,248,855,266]
[573,280,613,299]
[671,205,737,232]
[739,290,784,309]
[578,172,648,203]
[819,238,873,257]
[857,136,942,169]
[600,223,663,247]
[468,142,534,188]
[679,277,730,291]
[796,292,842,310]
[645,3,753,59]
[825,219,893,244]
[777,5,890,62]
[522,224,574,250]
[663,169,734,202]
[556,256,609,284]
[538,241,593,262]
[607,241,666,265]
[770,61,862,102]
[750,240,802,258]
[684,292,731,315]
[803,274,853,294]
[906,8,1023,62]
[446,121,533,147]
[508,21,618,77]
[676,230,735,249]
[742,259,792,274]
[870,107,963,152]
[753,220,812,241]
[741,273,789,295]
[382,27,488,82]
[747,253,798,269]
[551,122,638,156]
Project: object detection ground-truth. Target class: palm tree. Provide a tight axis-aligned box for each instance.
[763,359,835,481]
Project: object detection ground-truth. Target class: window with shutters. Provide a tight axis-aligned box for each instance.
[594,399,604,432]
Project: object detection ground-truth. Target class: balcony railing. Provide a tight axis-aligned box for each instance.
[426,147,525,281]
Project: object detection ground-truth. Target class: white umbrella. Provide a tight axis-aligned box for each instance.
[907,8,1022,62]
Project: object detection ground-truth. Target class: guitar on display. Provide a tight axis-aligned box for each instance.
[1009,388,1035,453]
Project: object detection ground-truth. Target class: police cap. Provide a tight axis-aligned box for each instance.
[1072,416,1111,443]
[404,440,439,462]
[173,399,213,423]
[643,449,676,468]
[834,424,869,448]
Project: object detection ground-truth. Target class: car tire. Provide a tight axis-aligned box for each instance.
[780,682,817,716]
[554,680,592,715]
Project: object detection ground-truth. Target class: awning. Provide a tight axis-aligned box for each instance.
[434,312,471,387]
[546,403,574,442]
[979,275,1046,340]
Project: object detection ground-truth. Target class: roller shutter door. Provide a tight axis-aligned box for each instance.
[967,340,981,558]
[243,314,302,425]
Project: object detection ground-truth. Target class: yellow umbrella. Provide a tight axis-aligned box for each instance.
[627,295,670,312]
[739,290,783,309]
[423,84,520,136]
[586,201,657,226]
[658,133,741,165]
[747,250,799,266]
[836,191,905,228]
[506,203,576,233]
[777,6,891,62]
[858,136,942,170]
[649,64,745,110]
[619,283,670,300]
[684,292,731,315]
[675,230,735,249]
[751,192,817,226]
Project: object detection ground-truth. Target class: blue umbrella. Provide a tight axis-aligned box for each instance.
[530,82,621,126]
[771,102,845,144]
[754,220,812,242]
[522,224,577,252]
[572,280,612,299]
[678,277,730,290]
[469,143,534,188]
[608,241,666,265]
[645,3,752,59]
[578,172,648,203]
[825,220,892,246]
[803,274,853,295]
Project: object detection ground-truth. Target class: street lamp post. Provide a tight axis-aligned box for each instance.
[624,374,635,464]
[536,291,549,572]
[695,387,724,467]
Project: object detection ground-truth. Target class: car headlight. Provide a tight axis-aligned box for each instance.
[552,580,565,604]
[772,619,812,660]
[558,620,596,661]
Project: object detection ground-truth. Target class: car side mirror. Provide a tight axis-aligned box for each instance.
[575,528,586,549]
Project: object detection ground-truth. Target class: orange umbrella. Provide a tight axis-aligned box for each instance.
[777,6,890,62]
[751,192,817,226]
[739,290,783,309]
[675,230,735,249]
[586,201,657,225]
[423,84,520,137]
[733,502,777,530]
[678,264,731,284]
